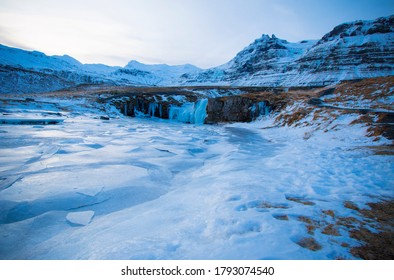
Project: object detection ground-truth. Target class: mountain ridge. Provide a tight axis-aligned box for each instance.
[182,15,394,86]
[0,14,393,93]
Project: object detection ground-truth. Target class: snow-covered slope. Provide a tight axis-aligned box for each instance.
[0,45,118,93]
[0,44,82,71]
[292,15,394,86]
[0,45,202,93]
[181,15,394,86]
[180,35,316,85]
[126,60,200,80]
[109,60,201,86]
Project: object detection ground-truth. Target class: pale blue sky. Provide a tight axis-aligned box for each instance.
[0,0,392,68]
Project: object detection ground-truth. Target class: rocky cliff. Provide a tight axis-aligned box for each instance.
[107,87,273,124]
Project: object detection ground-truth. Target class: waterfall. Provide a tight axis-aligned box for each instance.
[148,102,158,117]
[168,99,208,124]
[194,99,208,125]
[251,101,270,119]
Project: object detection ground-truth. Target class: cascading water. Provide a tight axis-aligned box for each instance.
[251,101,270,119]
[148,102,158,117]
[148,102,163,118]
[169,99,208,125]
[194,99,208,125]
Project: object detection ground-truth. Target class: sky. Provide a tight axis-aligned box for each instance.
[0,0,393,69]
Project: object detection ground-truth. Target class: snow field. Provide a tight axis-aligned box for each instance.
[0,97,392,259]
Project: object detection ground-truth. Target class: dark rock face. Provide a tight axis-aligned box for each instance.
[206,96,269,123]
[206,96,252,123]
[111,93,270,124]
[116,96,170,119]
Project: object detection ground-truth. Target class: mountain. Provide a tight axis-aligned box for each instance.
[181,15,394,86]
[293,15,394,86]
[0,45,202,93]
[0,44,117,93]
[179,35,317,86]
[112,60,201,86]
[125,60,200,79]
[0,15,393,93]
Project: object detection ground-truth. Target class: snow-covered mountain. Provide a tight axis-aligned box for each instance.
[0,15,393,93]
[105,60,202,86]
[181,15,394,86]
[0,45,202,93]
[0,44,117,93]
[292,15,394,85]
[180,35,317,86]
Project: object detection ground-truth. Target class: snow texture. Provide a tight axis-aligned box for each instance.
[0,96,392,260]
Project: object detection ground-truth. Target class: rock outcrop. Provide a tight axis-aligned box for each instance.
[109,90,271,124]
[206,96,269,123]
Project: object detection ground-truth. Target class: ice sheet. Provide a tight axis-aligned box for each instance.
[0,97,392,260]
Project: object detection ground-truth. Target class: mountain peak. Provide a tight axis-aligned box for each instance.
[320,14,394,43]
[256,34,285,43]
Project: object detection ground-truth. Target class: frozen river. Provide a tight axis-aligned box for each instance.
[0,97,392,259]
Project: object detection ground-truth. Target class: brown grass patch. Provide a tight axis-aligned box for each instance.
[367,124,394,141]
[350,114,374,125]
[296,199,394,259]
[344,201,360,211]
[365,145,394,155]
[297,216,319,235]
[322,224,341,236]
[296,237,322,251]
[259,202,290,209]
[341,242,349,248]
[322,210,335,218]
[345,200,394,259]
[323,76,394,110]
[272,214,289,221]
[350,230,394,260]
[286,196,316,206]
[335,216,359,228]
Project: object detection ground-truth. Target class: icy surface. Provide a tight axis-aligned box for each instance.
[66,211,95,226]
[168,99,208,124]
[0,97,392,260]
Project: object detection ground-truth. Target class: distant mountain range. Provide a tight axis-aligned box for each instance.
[0,15,393,93]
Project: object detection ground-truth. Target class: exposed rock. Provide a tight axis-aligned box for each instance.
[206,96,269,123]
[110,90,271,124]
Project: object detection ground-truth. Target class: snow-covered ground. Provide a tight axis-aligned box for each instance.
[0,96,392,259]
